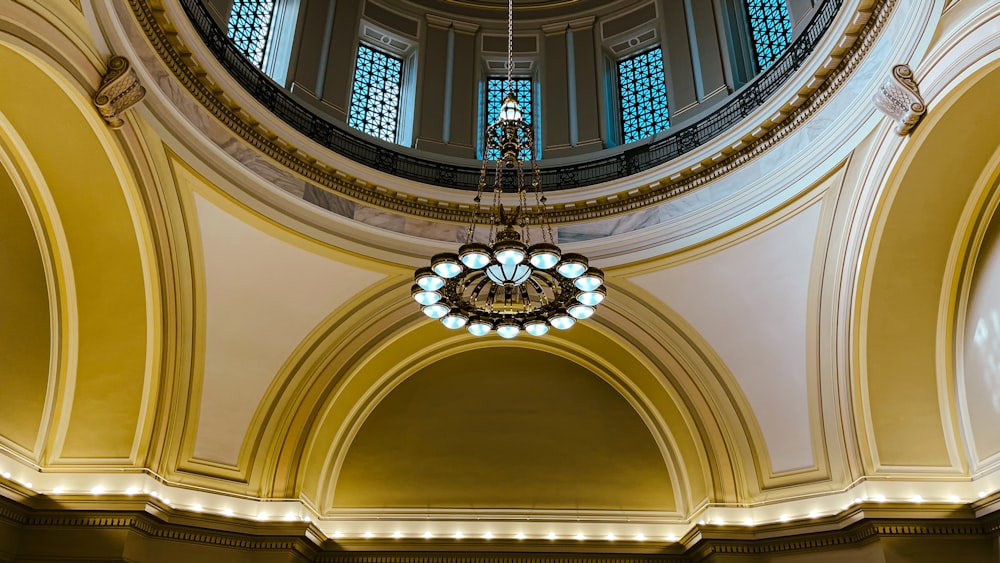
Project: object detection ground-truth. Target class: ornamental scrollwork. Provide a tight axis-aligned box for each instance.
[93,56,146,129]
[874,64,926,136]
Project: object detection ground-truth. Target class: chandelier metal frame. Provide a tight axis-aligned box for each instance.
[411,0,606,338]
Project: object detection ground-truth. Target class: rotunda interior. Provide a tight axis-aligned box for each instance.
[1,0,1000,561]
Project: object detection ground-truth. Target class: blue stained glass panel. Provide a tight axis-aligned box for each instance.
[747,0,792,69]
[348,45,403,143]
[227,0,275,68]
[618,48,669,144]
[485,77,533,160]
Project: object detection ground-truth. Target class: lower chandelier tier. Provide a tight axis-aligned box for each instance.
[412,229,606,339]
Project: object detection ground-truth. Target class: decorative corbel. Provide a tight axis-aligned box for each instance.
[93,56,146,129]
[873,64,926,136]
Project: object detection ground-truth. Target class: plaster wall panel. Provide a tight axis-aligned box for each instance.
[629,203,822,472]
[191,193,385,465]
[288,0,333,98]
[416,21,449,144]
[321,0,363,118]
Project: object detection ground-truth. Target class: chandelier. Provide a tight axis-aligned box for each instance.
[411,0,605,338]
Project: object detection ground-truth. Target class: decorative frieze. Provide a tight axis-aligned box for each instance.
[93,56,146,129]
[874,63,926,135]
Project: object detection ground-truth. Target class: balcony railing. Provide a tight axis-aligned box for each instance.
[180,0,842,192]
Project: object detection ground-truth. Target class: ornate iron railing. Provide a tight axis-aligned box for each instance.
[179,0,842,192]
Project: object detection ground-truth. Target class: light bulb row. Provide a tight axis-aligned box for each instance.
[332,530,669,542]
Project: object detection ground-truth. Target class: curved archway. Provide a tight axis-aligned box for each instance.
[0,37,157,465]
[251,279,754,517]
[856,53,1000,473]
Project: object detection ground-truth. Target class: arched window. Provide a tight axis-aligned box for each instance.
[484,76,534,160]
[348,44,404,143]
[617,47,669,144]
[746,0,792,69]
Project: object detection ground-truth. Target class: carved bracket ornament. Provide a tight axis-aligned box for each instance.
[874,64,926,136]
[93,56,146,128]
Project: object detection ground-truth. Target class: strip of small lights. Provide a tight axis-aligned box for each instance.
[1,452,999,541]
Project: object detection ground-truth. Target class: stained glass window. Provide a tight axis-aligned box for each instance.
[618,48,669,144]
[227,0,275,68]
[746,0,792,69]
[485,77,533,160]
[348,45,404,143]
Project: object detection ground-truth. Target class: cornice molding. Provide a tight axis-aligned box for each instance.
[125,0,892,225]
[2,494,998,561]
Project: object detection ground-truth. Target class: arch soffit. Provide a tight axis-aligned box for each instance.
[248,282,765,514]
[852,36,1000,475]
[0,29,160,465]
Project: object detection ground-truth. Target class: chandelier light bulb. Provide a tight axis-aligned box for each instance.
[524,320,549,336]
[550,314,575,330]
[496,248,525,266]
[568,304,596,320]
[494,239,527,266]
[441,311,470,329]
[575,287,606,307]
[556,254,589,278]
[499,94,522,122]
[573,267,604,291]
[528,243,561,269]
[431,253,463,279]
[459,243,492,269]
[415,268,445,292]
[467,320,492,336]
[422,304,450,319]
[411,285,442,306]
[496,323,520,339]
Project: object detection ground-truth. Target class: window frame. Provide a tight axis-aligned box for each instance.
[744,0,793,70]
[616,46,670,145]
[226,0,300,86]
[482,76,536,161]
[227,0,277,69]
[347,42,407,144]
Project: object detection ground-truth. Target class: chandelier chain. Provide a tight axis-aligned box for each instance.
[507,0,513,93]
